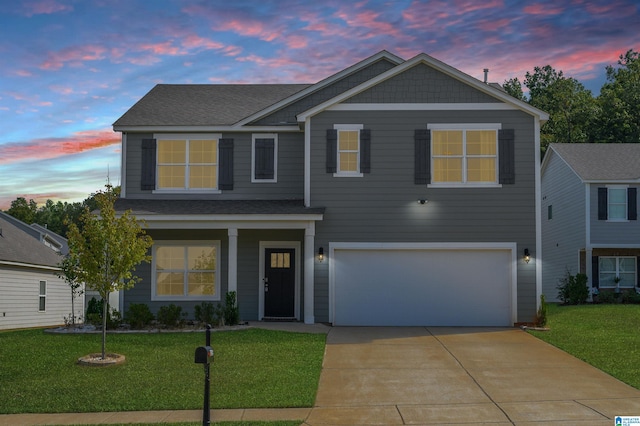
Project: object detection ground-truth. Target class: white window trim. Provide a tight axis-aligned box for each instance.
[251,133,278,183]
[599,256,636,288]
[39,280,47,312]
[153,133,222,194]
[607,185,628,222]
[151,240,221,302]
[333,124,364,177]
[427,123,501,188]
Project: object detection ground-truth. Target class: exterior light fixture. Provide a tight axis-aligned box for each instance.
[524,248,530,264]
[418,199,428,205]
[318,247,324,262]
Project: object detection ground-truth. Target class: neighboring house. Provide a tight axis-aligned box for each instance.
[0,214,81,330]
[0,211,69,255]
[541,143,640,301]
[112,51,548,326]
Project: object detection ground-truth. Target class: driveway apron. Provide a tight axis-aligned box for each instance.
[306,327,640,425]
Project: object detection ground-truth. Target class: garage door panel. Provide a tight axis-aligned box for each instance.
[333,248,512,326]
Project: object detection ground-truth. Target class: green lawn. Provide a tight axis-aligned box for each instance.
[0,328,325,414]
[528,303,640,389]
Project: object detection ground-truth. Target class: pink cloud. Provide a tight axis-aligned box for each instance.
[22,0,73,17]
[40,44,107,70]
[14,70,33,77]
[139,41,183,56]
[0,129,120,165]
[523,4,565,15]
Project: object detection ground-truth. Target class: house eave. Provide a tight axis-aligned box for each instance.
[0,260,60,271]
[113,125,302,133]
[137,214,324,230]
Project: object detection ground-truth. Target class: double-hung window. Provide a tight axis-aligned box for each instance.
[335,124,363,176]
[39,280,46,312]
[156,134,220,190]
[429,124,500,186]
[599,257,636,289]
[598,186,637,221]
[608,186,628,220]
[152,242,220,301]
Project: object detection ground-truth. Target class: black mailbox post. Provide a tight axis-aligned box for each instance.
[194,324,213,426]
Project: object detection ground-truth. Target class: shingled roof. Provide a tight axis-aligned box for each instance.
[0,215,62,268]
[548,143,640,181]
[113,84,311,127]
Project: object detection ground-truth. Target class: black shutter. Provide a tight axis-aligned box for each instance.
[628,187,637,220]
[414,129,430,184]
[326,129,337,173]
[254,138,275,180]
[598,188,608,220]
[592,256,599,288]
[141,138,156,190]
[218,138,234,190]
[637,257,640,287]
[498,129,515,184]
[360,129,371,174]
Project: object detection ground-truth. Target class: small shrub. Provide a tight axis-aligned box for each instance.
[621,290,640,304]
[126,303,155,329]
[85,297,120,328]
[557,271,589,305]
[157,304,185,328]
[224,291,240,326]
[534,294,548,327]
[597,290,619,304]
[194,302,216,326]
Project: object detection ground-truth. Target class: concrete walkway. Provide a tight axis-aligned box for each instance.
[3,325,640,425]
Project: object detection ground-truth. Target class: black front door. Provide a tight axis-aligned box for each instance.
[264,248,295,318]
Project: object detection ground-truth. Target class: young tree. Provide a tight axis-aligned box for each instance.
[57,255,84,326]
[66,185,152,359]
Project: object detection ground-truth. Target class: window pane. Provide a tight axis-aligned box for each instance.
[158,165,185,188]
[619,273,635,288]
[39,297,46,311]
[188,272,215,295]
[433,158,462,182]
[188,247,216,270]
[156,246,184,270]
[608,188,627,219]
[609,188,626,203]
[158,140,186,163]
[338,131,358,151]
[599,272,617,287]
[339,152,358,172]
[270,252,291,269]
[189,140,217,163]
[39,280,46,296]
[156,272,184,295]
[599,257,616,272]
[432,131,463,155]
[467,158,496,182]
[466,131,496,155]
[189,165,217,188]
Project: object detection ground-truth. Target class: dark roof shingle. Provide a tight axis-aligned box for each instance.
[0,216,62,268]
[550,143,640,181]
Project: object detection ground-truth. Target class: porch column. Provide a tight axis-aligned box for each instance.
[228,228,238,293]
[304,223,315,324]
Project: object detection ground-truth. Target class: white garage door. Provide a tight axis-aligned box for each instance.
[331,245,514,326]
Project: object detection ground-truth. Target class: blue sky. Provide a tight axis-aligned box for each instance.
[1,0,639,209]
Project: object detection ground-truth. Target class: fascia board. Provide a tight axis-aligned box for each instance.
[113,125,302,133]
[297,53,550,122]
[234,50,405,127]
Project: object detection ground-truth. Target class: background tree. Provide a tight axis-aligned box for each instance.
[66,185,152,359]
[6,197,38,224]
[503,77,526,101]
[593,49,640,143]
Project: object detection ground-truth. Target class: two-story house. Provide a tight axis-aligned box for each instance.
[541,143,640,301]
[113,51,548,326]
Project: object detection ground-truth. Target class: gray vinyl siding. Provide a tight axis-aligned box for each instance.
[0,266,80,330]
[252,59,398,126]
[122,229,304,322]
[123,132,304,200]
[590,183,640,244]
[541,152,586,302]
[347,64,501,104]
[309,109,538,323]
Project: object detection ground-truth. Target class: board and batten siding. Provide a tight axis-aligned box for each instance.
[123,132,305,200]
[541,152,586,302]
[589,183,640,245]
[309,109,538,323]
[0,266,81,330]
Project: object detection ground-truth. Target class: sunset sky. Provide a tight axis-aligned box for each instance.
[1,0,639,210]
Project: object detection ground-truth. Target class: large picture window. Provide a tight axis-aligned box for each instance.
[156,135,218,190]
[152,242,220,301]
[429,125,499,185]
[599,257,636,288]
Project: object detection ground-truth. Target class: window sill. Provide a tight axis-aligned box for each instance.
[251,179,278,184]
[428,183,502,188]
[152,296,220,302]
[152,189,222,194]
[606,219,629,223]
[333,172,364,178]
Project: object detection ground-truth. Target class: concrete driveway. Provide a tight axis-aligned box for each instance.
[305,327,640,425]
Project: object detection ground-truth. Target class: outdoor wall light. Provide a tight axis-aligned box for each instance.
[318,247,324,262]
[418,199,428,205]
[524,248,531,264]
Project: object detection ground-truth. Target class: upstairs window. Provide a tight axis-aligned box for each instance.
[156,135,219,190]
[430,126,498,185]
[608,187,627,220]
[598,186,637,221]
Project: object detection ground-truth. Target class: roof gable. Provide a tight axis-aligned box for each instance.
[545,143,640,181]
[0,216,62,268]
[297,53,549,122]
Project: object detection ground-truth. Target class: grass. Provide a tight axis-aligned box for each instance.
[528,303,640,389]
[0,328,325,414]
